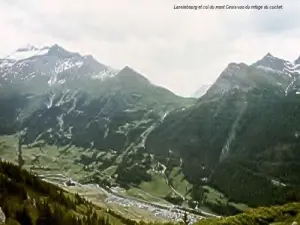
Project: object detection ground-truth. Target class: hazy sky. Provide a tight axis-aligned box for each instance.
[1,0,300,96]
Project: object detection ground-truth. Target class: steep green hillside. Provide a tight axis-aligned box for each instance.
[146,88,300,208]
[0,160,145,225]
[195,202,300,225]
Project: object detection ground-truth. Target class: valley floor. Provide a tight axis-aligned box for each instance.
[1,134,300,225]
[0,135,219,223]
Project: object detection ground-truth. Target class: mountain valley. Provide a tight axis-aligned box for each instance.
[1,45,300,224]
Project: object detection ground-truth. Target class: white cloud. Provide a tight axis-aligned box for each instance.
[0,0,300,96]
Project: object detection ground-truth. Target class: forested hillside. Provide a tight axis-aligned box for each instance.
[0,160,168,225]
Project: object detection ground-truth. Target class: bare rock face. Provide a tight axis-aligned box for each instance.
[0,207,6,224]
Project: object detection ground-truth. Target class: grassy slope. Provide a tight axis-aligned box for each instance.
[0,160,139,225]
[0,135,88,180]
[195,203,300,225]
[0,135,244,216]
[0,135,192,221]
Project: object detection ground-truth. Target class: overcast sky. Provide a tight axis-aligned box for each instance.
[1,0,300,96]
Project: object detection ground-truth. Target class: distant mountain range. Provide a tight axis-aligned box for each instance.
[1,45,300,216]
[0,44,117,93]
[192,84,212,98]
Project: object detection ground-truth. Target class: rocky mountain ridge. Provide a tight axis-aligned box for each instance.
[0,44,117,95]
[205,53,300,98]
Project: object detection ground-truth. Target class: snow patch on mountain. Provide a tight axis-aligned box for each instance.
[91,68,118,80]
[1,44,117,87]
[250,53,300,95]
[285,76,300,96]
[254,53,300,76]
[4,45,50,61]
[57,114,64,132]
[48,73,58,86]
[91,68,119,81]
[47,92,55,108]
[284,61,300,75]
[58,79,66,84]
[55,90,71,107]
[0,59,15,68]
[67,93,78,114]
[161,111,170,122]
[253,53,287,73]
[256,65,285,75]
[54,58,84,74]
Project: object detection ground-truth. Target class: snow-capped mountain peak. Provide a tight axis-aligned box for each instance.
[265,52,273,58]
[46,44,79,58]
[4,44,50,61]
[251,53,300,82]
[253,53,288,73]
[16,44,39,52]
[201,53,300,98]
[0,44,118,88]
